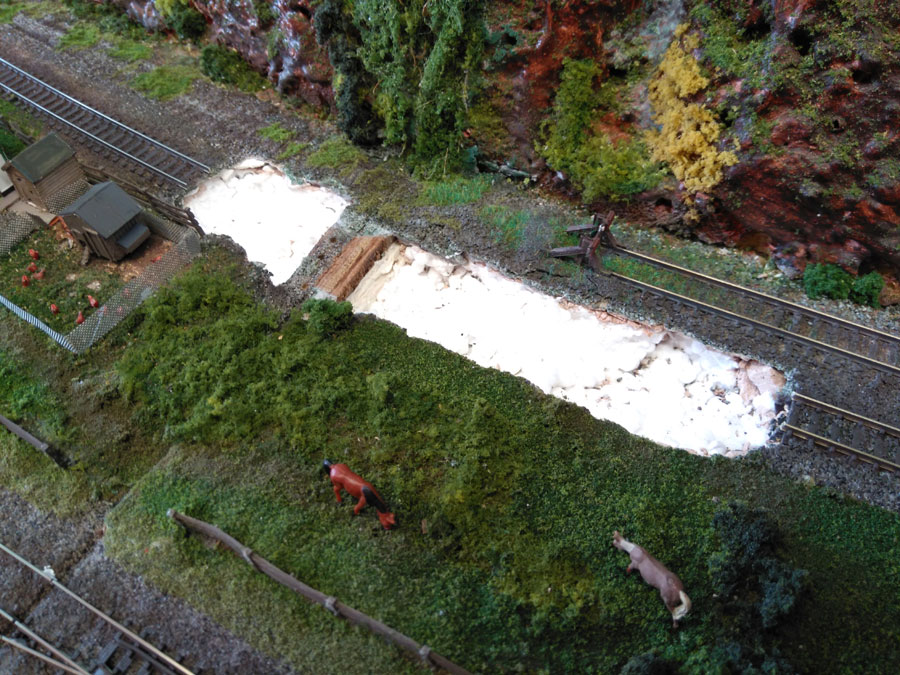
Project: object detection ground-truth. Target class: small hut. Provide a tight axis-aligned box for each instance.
[58,182,150,261]
[1,133,85,210]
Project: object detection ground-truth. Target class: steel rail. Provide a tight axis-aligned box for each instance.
[0,606,89,674]
[781,423,899,472]
[0,56,209,173]
[610,247,900,346]
[792,393,900,439]
[0,80,188,187]
[0,541,195,675]
[601,271,900,377]
[0,635,87,675]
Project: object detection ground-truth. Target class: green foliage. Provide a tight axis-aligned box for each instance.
[306,134,365,170]
[479,204,530,246]
[108,39,153,63]
[850,271,884,308]
[200,44,267,92]
[131,65,199,101]
[277,141,308,161]
[540,59,663,202]
[257,122,294,144]
[301,298,353,339]
[709,502,808,630]
[485,24,523,69]
[20,244,888,673]
[0,124,25,157]
[64,0,147,40]
[161,0,206,41]
[419,175,493,206]
[0,2,25,24]
[803,263,853,301]
[315,0,485,173]
[57,22,101,50]
[689,2,772,89]
[0,99,41,141]
[312,0,380,145]
[253,1,276,28]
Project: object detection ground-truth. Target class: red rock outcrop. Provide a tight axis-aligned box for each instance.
[107,0,900,279]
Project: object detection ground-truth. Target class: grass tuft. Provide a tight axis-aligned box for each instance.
[131,65,199,101]
[57,22,101,50]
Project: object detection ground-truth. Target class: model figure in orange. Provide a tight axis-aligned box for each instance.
[323,459,396,529]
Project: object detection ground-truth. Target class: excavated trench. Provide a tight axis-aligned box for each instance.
[185,160,786,457]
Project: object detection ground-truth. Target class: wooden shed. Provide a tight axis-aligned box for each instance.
[58,181,150,261]
[1,133,85,210]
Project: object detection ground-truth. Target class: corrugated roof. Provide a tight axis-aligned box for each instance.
[59,182,142,238]
[5,133,74,183]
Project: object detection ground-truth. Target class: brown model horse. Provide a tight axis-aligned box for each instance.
[323,460,396,529]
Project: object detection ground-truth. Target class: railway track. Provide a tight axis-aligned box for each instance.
[0,56,209,188]
[0,541,197,675]
[552,224,899,479]
[781,393,900,473]
[605,246,900,369]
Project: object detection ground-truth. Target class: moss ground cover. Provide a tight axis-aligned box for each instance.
[0,226,122,333]
[130,64,200,101]
[88,247,900,672]
[0,350,91,514]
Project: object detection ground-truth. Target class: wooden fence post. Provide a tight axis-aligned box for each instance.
[167,509,472,675]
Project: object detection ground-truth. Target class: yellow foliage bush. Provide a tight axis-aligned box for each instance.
[646,25,737,198]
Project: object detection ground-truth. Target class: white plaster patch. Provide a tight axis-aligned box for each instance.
[348,244,785,457]
[184,159,348,285]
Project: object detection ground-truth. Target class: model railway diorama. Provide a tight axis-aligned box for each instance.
[1,2,899,674]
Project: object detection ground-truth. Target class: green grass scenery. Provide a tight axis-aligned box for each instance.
[199,44,267,93]
[0,2,26,24]
[0,98,43,142]
[276,141,308,161]
[306,135,366,172]
[107,39,153,63]
[418,174,493,206]
[2,246,899,673]
[130,64,199,101]
[0,226,122,333]
[256,121,294,144]
[57,21,101,50]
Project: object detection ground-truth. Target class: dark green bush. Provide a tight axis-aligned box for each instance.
[314,0,485,173]
[200,44,266,92]
[166,2,207,41]
[301,298,354,338]
[850,271,884,307]
[0,125,25,158]
[709,502,807,630]
[803,263,853,300]
[63,0,147,40]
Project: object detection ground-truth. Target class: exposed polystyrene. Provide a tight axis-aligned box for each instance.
[184,159,347,285]
[349,244,784,457]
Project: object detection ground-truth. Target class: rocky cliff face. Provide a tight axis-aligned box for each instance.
[113,0,900,282]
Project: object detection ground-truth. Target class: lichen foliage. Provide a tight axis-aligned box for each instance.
[540,59,664,203]
[646,25,737,201]
[314,0,484,175]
